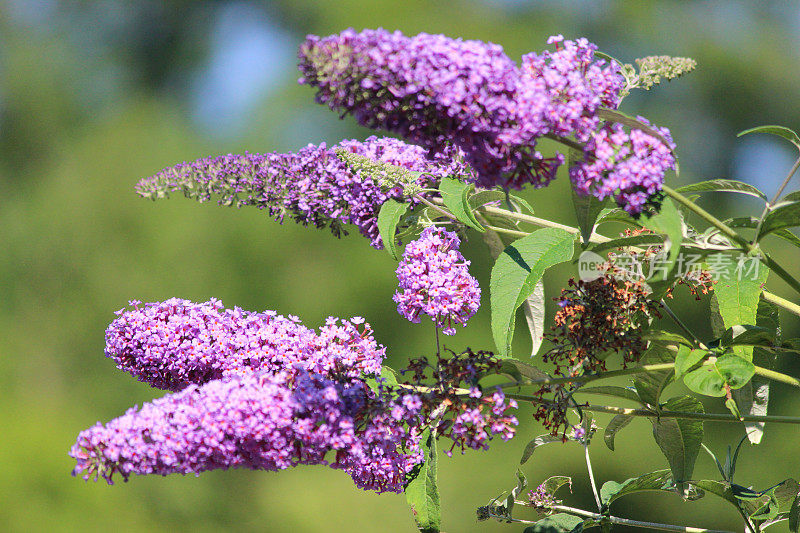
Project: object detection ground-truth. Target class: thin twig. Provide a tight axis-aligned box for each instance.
[503,397,800,425]
[663,184,800,296]
[583,443,602,511]
[499,503,735,533]
[659,300,708,350]
[752,154,800,244]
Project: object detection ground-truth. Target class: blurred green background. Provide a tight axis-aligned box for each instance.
[2,1,800,531]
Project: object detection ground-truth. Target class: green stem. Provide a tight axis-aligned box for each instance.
[545,505,734,533]
[484,225,528,238]
[486,360,799,390]
[505,396,800,425]
[659,300,708,350]
[752,154,800,245]
[583,443,602,511]
[762,290,800,318]
[662,185,750,248]
[435,191,800,317]
[663,184,800,296]
[481,204,611,243]
[754,365,800,388]
[415,195,460,222]
[544,133,586,153]
[768,154,800,205]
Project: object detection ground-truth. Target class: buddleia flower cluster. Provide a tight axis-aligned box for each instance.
[394,227,481,335]
[570,120,676,214]
[298,29,675,213]
[72,299,516,491]
[103,298,384,391]
[136,136,471,248]
[72,299,420,492]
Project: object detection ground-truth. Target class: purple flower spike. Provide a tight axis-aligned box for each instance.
[70,372,421,493]
[136,136,469,249]
[299,30,625,191]
[569,120,676,214]
[105,298,386,391]
[393,227,481,335]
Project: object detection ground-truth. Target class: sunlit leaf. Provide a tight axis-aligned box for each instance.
[439,177,484,232]
[405,430,440,533]
[604,414,635,451]
[675,179,767,200]
[377,199,409,260]
[737,125,800,150]
[490,228,575,357]
[650,395,704,494]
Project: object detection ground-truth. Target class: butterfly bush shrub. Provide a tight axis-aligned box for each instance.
[72,29,800,533]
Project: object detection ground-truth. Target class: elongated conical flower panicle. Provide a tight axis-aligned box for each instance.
[393,227,481,335]
[105,298,385,391]
[136,136,466,249]
[70,372,421,493]
[569,120,676,214]
[299,28,534,189]
[299,30,625,190]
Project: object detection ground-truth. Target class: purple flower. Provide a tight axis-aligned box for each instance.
[393,227,481,335]
[105,298,386,391]
[299,29,625,190]
[519,35,623,142]
[70,372,421,493]
[136,136,469,249]
[569,120,675,214]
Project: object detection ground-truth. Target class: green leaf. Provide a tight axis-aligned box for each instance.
[577,386,642,404]
[691,480,738,507]
[541,475,572,497]
[650,395,704,493]
[439,177,484,232]
[675,179,767,200]
[782,191,800,203]
[571,173,609,244]
[520,434,564,465]
[674,346,707,379]
[600,469,674,507]
[498,358,550,384]
[505,469,528,518]
[725,216,800,249]
[604,414,635,451]
[364,366,399,395]
[589,234,667,255]
[758,201,800,240]
[405,430,441,533]
[523,514,584,533]
[642,330,694,347]
[751,479,800,521]
[640,198,683,277]
[595,207,641,227]
[738,125,800,150]
[710,253,770,361]
[490,228,576,357]
[377,200,409,260]
[789,493,800,532]
[683,353,755,397]
[522,281,546,357]
[634,344,675,407]
[721,325,776,348]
